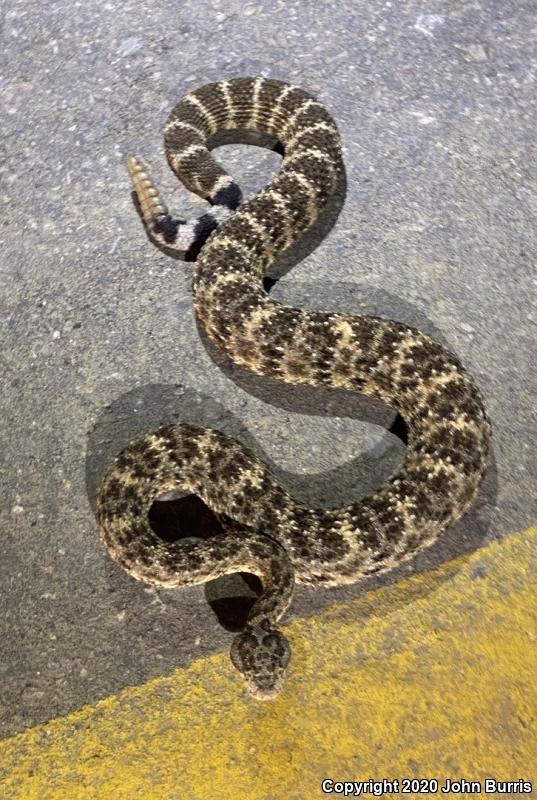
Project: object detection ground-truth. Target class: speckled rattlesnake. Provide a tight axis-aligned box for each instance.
[97,77,491,699]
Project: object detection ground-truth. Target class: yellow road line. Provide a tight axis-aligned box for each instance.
[1,526,536,799]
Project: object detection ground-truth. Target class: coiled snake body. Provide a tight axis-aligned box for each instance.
[97,78,491,699]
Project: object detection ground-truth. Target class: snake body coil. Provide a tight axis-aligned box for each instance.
[98,78,491,699]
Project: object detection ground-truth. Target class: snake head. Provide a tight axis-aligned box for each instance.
[230,624,291,700]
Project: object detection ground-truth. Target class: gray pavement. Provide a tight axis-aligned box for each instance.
[1,0,535,737]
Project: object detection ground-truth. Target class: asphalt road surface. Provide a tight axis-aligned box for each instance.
[1,0,535,739]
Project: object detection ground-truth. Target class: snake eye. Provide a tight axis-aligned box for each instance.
[242,633,258,649]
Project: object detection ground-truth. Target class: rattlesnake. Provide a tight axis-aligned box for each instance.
[97,77,491,699]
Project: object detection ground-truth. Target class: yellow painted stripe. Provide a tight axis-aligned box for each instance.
[1,527,536,799]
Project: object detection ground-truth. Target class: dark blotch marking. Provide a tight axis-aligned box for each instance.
[213,182,242,210]
[153,215,181,244]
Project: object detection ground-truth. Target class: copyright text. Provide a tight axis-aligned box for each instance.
[321,778,533,795]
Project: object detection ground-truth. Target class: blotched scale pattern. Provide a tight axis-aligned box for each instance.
[98,78,491,699]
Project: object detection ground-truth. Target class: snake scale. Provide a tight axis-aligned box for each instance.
[97,77,491,699]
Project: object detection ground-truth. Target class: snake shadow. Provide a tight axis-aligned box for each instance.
[86,368,498,636]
